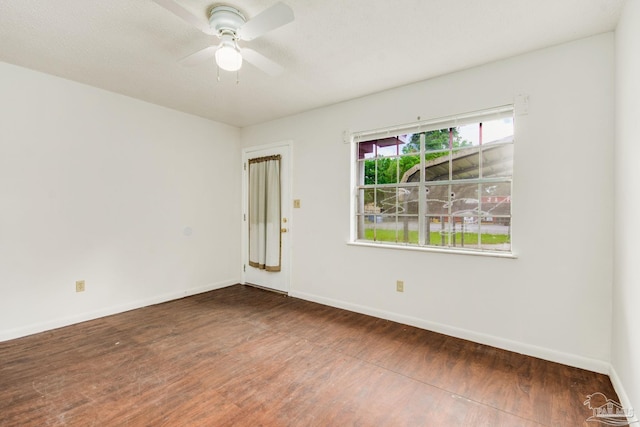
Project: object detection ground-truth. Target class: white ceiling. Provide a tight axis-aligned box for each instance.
[0,0,624,127]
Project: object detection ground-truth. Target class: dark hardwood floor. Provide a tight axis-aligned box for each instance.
[0,284,622,426]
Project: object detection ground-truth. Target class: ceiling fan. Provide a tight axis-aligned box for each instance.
[153,0,294,76]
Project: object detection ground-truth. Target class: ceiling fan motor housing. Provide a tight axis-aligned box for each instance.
[208,6,246,36]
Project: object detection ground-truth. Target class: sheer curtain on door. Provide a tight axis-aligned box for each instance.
[248,155,281,272]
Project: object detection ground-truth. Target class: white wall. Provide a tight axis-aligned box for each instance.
[242,34,615,372]
[613,0,640,414]
[0,62,242,341]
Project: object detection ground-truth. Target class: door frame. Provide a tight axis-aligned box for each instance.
[241,140,292,293]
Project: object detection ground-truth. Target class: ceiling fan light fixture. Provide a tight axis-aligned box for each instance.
[155,0,294,76]
[215,37,242,72]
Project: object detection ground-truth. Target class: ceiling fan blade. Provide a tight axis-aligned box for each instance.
[238,2,294,41]
[179,46,217,67]
[242,48,284,76]
[153,0,215,35]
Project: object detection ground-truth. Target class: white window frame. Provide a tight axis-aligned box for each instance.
[349,105,515,257]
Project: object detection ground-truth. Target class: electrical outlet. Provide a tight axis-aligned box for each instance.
[396,280,404,292]
[76,280,85,293]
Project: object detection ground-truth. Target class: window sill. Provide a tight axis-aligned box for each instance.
[347,240,518,259]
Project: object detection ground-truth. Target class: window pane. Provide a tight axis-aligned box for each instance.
[426,185,449,215]
[377,144,398,157]
[457,123,480,147]
[368,186,419,216]
[482,143,513,178]
[450,183,479,216]
[424,154,450,181]
[358,215,378,242]
[482,117,514,144]
[398,186,419,215]
[481,182,511,217]
[479,218,511,252]
[358,141,376,160]
[375,138,402,157]
[373,216,419,244]
[377,158,399,184]
[359,215,417,243]
[398,134,419,155]
[377,187,399,215]
[452,146,480,180]
[357,188,377,215]
[450,216,481,249]
[398,216,419,244]
[399,154,420,183]
[422,129,452,153]
[425,216,446,246]
[449,217,469,248]
[359,136,411,159]
[363,159,375,184]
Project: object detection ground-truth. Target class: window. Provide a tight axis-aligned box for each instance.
[352,106,514,254]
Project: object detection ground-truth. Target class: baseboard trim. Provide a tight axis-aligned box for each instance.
[609,365,636,419]
[289,289,611,374]
[3,283,618,380]
[0,279,237,342]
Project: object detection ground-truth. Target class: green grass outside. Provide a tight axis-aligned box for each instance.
[363,229,510,246]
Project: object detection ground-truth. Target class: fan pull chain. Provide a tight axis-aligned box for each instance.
[214,66,241,84]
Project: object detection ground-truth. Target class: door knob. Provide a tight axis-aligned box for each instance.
[281,228,288,233]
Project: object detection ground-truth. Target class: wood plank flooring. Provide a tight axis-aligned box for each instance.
[0,284,623,426]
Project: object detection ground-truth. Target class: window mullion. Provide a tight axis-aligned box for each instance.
[395,154,400,243]
[373,155,378,242]
[447,128,453,247]
[357,160,365,240]
[418,133,426,246]
[478,123,483,247]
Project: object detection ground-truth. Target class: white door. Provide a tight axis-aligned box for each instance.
[242,143,291,293]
